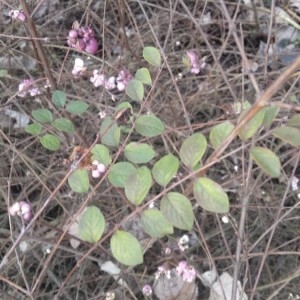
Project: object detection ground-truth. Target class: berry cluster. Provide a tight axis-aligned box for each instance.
[67,26,98,55]
[90,69,133,92]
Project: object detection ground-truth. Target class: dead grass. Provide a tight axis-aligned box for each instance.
[1,0,300,299]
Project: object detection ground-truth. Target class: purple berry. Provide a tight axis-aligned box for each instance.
[85,38,98,54]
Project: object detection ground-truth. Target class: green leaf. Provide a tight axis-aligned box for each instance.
[272,126,300,147]
[135,115,164,137]
[161,192,194,231]
[141,209,173,238]
[125,166,152,205]
[53,118,75,133]
[209,121,234,149]
[78,206,105,243]
[39,134,60,151]
[100,117,120,147]
[110,230,143,266]
[125,79,144,102]
[262,106,279,127]
[287,114,300,128]
[116,102,133,111]
[91,144,112,166]
[32,109,53,123]
[180,133,207,169]
[193,178,229,213]
[66,101,89,115]
[124,142,155,164]
[152,154,179,186]
[182,55,190,69]
[108,162,136,187]
[68,169,90,193]
[290,94,297,103]
[232,101,251,114]
[143,46,161,67]
[238,109,265,140]
[0,69,8,77]
[25,123,42,135]
[135,68,152,85]
[250,147,281,178]
[52,90,66,108]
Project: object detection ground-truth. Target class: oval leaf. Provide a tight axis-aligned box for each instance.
[125,79,144,102]
[68,169,90,193]
[100,117,120,147]
[124,142,155,164]
[141,209,173,238]
[272,126,300,147]
[238,109,265,140]
[232,101,251,114]
[262,106,279,127]
[209,121,234,149]
[250,147,281,178]
[143,46,161,67]
[52,90,66,108]
[135,115,164,137]
[66,101,89,115]
[32,109,53,123]
[152,154,179,186]
[91,144,112,166]
[116,101,133,111]
[110,230,143,266]
[135,68,152,85]
[108,162,136,187]
[78,206,105,243]
[161,192,194,231]
[39,134,60,151]
[193,178,229,213]
[180,133,207,169]
[25,123,42,135]
[53,118,75,133]
[125,166,152,205]
[288,114,300,128]
[0,69,8,77]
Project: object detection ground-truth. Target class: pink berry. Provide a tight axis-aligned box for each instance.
[142,284,152,296]
[97,164,106,173]
[76,39,86,51]
[85,38,98,54]
[17,12,26,22]
[67,37,77,47]
[69,30,78,38]
[92,169,101,178]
